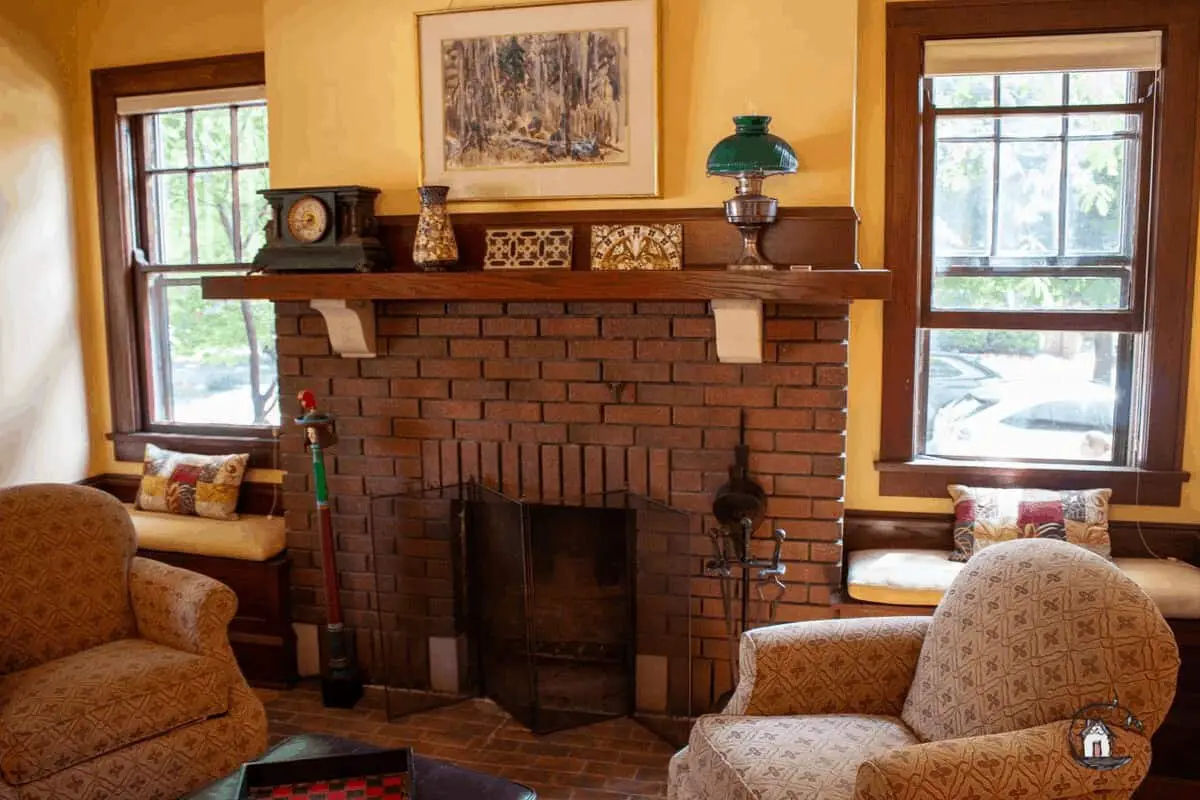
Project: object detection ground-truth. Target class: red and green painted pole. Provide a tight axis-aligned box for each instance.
[297,389,362,708]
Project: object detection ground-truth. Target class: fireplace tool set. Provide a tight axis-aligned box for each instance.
[297,390,364,709]
[705,412,788,689]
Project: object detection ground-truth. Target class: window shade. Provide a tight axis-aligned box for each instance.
[924,32,1162,77]
[116,85,266,116]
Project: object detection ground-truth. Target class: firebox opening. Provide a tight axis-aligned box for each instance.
[469,501,635,735]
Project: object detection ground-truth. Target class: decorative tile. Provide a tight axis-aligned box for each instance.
[590,224,683,271]
[484,227,573,269]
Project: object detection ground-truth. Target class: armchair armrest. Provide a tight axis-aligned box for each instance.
[129,556,238,663]
[725,616,930,717]
[855,720,1151,800]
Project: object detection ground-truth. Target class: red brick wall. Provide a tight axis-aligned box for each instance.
[276,299,849,715]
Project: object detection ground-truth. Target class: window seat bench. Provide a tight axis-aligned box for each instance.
[847,547,1200,619]
[122,504,296,689]
[124,505,286,561]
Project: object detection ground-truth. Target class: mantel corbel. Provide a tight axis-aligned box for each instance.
[710,299,765,364]
[309,299,376,358]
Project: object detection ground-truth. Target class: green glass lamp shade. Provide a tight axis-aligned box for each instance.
[706,115,798,177]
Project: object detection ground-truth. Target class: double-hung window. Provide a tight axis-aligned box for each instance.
[881,3,1200,505]
[121,88,276,426]
[93,55,278,465]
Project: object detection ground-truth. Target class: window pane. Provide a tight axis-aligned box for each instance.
[1069,70,1135,105]
[932,75,995,109]
[1066,138,1134,255]
[151,172,192,264]
[1000,112,1061,138]
[193,108,232,167]
[238,168,270,261]
[194,171,235,262]
[236,104,269,164]
[921,328,1127,463]
[149,112,188,170]
[931,276,1124,311]
[1068,112,1138,137]
[933,139,994,255]
[147,272,278,426]
[999,73,1064,107]
[996,140,1061,255]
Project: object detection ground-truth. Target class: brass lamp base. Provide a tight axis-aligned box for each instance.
[723,189,779,271]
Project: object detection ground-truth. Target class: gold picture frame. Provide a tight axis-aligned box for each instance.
[416,0,661,201]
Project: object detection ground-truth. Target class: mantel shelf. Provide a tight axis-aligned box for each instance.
[201,268,891,303]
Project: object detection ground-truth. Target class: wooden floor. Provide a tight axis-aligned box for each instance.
[258,685,1197,799]
[258,685,674,799]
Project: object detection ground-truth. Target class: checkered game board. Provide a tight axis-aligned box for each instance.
[248,773,409,799]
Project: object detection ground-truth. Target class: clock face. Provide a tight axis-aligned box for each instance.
[287,195,329,244]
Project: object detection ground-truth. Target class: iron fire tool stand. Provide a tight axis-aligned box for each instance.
[705,412,787,695]
[297,390,364,709]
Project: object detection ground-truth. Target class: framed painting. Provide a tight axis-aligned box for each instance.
[416,0,661,201]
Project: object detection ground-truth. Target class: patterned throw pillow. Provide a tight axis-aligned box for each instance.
[948,484,1112,562]
[136,444,249,520]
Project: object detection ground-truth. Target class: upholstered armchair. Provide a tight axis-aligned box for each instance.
[669,538,1180,800]
[0,484,268,799]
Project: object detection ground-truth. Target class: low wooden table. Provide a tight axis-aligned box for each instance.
[186,733,536,799]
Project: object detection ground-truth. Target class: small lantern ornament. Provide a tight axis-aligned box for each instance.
[706,115,799,270]
[296,389,363,709]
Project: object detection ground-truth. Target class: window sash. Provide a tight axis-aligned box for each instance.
[913,329,1138,467]
[918,71,1155,331]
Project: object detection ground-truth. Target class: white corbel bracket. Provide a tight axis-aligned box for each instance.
[710,299,764,364]
[310,299,376,358]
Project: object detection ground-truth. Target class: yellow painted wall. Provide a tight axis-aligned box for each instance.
[263,0,859,213]
[0,1,90,485]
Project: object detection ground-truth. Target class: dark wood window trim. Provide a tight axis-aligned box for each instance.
[92,54,276,467]
[879,0,1200,505]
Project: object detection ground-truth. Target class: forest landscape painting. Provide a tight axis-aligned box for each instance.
[418,0,660,200]
[442,29,630,170]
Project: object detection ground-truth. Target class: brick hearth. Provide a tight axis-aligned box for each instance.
[277,298,849,716]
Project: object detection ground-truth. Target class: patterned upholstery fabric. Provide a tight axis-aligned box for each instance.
[902,538,1178,743]
[136,444,248,520]
[949,485,1112,562]
[725,617,930,717]
[0,485,136,674]
[0,639,233,784]
[0,484,268,799]
[130,556,239,661]
[855,720,1150,800]
[0,683,266,800]
[668,538,1179,800]
[686,715,918,800]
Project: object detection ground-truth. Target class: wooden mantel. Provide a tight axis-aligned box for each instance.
[201,269,891,303]
[204,206,886,362]
[203,269,889,363]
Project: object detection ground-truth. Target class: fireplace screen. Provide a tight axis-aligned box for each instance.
[369,482,691,734]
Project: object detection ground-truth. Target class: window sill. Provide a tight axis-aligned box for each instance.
[109,431,278,470]
[875,459,1189,506]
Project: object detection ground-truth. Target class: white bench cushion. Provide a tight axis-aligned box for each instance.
[125,504,286,561]
[847,547,1200,619]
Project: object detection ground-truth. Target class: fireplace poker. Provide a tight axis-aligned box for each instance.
[297,389,364,709]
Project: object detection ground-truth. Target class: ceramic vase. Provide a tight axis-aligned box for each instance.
[412,185,459,271]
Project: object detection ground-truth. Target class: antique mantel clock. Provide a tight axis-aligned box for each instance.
[253,185,390,272]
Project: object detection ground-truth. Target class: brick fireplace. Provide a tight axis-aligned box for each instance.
[276,296,849,717]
